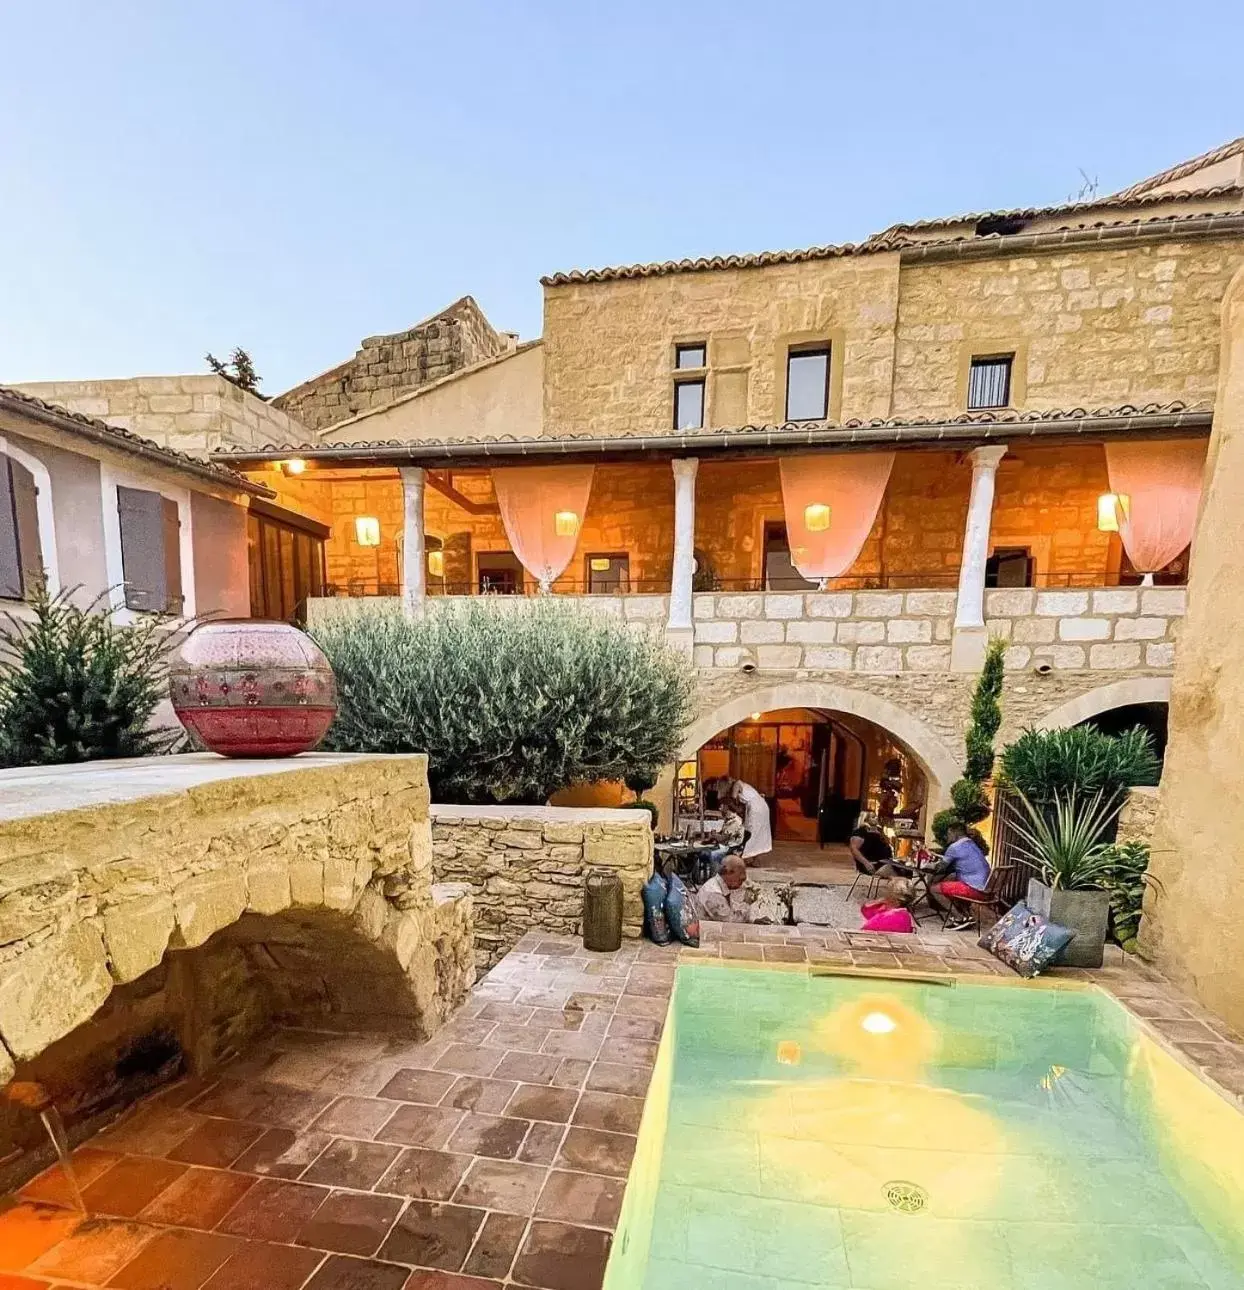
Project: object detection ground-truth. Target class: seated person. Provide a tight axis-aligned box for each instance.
[848,815,912,879]
[693,855,758,924]
[928,822,992,930]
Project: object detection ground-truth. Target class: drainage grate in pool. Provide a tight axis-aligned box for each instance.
[883,1180,928,1214]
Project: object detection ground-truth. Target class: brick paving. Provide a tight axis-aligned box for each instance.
[2,924,1242,1289]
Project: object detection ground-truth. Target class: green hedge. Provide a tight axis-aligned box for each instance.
[312,598,695,805]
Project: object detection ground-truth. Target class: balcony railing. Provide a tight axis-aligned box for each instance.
[321,568,1186,599]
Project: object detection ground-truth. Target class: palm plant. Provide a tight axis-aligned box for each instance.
[1012,790,1121,891]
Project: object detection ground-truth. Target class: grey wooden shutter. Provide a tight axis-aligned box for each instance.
[162,496,183,613]
[0,458,21,599]
[11,460,43,595]
[118,486,167,611]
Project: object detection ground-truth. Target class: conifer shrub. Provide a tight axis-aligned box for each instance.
[932,636,1006,847]
[0,585,181,767]
[312,598,696,805]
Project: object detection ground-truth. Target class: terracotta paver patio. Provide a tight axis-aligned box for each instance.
[1,924,1241,1289]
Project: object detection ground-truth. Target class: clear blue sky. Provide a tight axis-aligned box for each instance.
[2,1,1241,394]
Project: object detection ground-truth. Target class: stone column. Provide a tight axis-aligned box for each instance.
[950,445,1007,671]
[399,466,426,615]
[667,458,699,651]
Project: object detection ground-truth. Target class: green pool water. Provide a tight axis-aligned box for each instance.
[605,965,1244,1290]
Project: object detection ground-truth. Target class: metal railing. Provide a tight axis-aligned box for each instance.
[320,569,1185,599]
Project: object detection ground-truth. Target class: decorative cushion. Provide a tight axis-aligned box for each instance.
[979,902,1075,978]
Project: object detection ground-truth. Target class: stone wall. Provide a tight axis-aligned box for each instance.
[1117,786,1161,846]
[430,805,652,968]
[541,236,1244,438]
[1143,264,1244,1033]
[15,375,308,457]
[273,297,509,432]
[0,754,475,1084]
[690,587,1183,675]
[892,241,1244,417]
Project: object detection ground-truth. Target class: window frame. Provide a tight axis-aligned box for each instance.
[0,435,58,598]
[674,342,707,371]
[476,550,525,595]
[784,343,832,422]
[101,465,195,622]
[673,376,706,430]
[967,353,1015,411]
[584,552,630,594]
[672,341,708,431]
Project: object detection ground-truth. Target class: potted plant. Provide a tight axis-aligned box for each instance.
[624,769,660,830]
[1013,791,1120,967]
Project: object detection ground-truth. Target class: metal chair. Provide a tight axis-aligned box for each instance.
[847,857,885,904]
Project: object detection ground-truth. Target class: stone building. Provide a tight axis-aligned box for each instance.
[216,136,1244,839]
[271,296,515,432]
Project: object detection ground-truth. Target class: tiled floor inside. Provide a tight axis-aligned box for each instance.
[2,925,1242,1290]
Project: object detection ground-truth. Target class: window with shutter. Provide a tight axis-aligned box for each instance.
[117,486,169,612]
[0,455,42,600]
[162,496,183,613]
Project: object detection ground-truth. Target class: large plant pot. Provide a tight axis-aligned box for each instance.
[170,620,337,757]
[1026,878,1110,968]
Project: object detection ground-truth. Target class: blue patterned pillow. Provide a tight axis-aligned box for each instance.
[979,902,1075,977]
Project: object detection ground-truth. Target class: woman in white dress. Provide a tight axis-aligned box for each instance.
[715,776,773,862]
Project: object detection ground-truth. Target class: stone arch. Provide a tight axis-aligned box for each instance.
[1034,676,1172,731]
[680,681,963,809]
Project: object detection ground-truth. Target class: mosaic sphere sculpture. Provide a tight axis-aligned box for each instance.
[169,620,337,757]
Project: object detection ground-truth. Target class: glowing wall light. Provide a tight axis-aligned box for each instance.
[1097,492,1130,533]
[282,458,307,475]
[554,511,580,537]
[427,549,444,577]
[804,502,831,532]
[354,516,381,547]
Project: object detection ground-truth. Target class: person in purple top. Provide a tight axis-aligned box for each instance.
[929,821,992,930]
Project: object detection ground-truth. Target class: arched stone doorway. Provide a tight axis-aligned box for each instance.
[679,681,962,813]
[1035,676,1171,781]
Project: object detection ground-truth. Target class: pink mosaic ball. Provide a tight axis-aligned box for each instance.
[169,620,337,757]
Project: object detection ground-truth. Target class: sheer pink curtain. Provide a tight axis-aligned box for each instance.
[1104,439,1206,575]
[491,465,595,591]
[778,452,895,582]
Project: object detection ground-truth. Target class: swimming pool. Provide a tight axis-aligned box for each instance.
[604,964,1244,1290]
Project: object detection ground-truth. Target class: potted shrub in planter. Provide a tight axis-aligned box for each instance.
[1014,791,1120,968]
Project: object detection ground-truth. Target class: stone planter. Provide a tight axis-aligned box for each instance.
[1026,878,1111,968]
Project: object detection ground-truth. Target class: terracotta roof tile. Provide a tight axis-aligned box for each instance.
[1114,137,1244,200]
[212,402,1210,462]
[540,187,1244,285]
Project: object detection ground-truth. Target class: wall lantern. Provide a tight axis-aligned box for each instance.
[282,458,307,476]
[355,516,381,547]
[804,502,831,532]
[427,549,444,577]
[554,510,580,537]
[1096,492,1130,533]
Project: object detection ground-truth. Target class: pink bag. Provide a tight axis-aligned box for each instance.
[860,905,915,934]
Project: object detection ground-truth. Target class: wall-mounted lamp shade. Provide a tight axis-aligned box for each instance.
[589,557,611,572]
[1096,492,1130,533]
[427,549,444,577]
[803,502,831,532]
[355,516,381,547]
[282,458,307,475]
[554,510,580,537]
